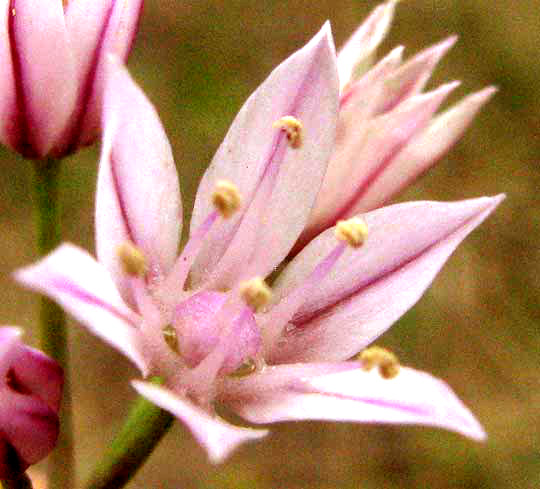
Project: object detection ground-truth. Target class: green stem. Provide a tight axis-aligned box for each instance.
[33,159,74,489]
[84,390,174,489]
[1,473,33,489]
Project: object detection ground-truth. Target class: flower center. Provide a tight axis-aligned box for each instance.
[170,290,261,374]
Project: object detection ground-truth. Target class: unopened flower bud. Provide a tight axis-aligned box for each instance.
[0,328,63,477]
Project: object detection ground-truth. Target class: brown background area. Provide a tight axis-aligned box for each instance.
[2,0,539,487]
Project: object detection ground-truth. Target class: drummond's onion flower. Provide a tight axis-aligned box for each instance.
[298,0,497,245]
[0,0,142,159]
[16,22,503,462]
[0,327,63,476]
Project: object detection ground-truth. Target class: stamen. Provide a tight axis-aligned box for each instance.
[157,180,240,299]
[162,325,179,353]
[261,242,347,350]
[212,180,242,218]
[228,357,257,377]
[273,116,304,148]
[357,346,400,379]
[335,217,368,248]
[117,241,147,277]
[240,277,272,312]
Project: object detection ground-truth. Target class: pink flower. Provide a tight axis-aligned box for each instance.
[16,22,503,463]
[298,0,497,246]
[0,327,63,477]
[0,0,143,159]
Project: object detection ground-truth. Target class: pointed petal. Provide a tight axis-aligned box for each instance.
[65,0,144,147]
[338,1,397,90]
[0,2,17,151]
[270,196,504,362]
[96,58,181,302]
[355,87,497,213]
[376,36,457,114]
[132,381,268,463]
[14,244,149,375]
[189,23,339,288]
[227,365,485,441]
[0,389,59,466]
[304,82,458,240]
[339,45,404,116]
[9,0,77,156]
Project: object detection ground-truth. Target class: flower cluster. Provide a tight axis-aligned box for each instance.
[15,0,502,464]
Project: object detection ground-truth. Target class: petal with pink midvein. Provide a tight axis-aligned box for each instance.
[353,87,497,213]
[96,59,181,302]
[65,0,144,147]
[337,1,397,90]
[189,23,339,288]
[0,2,17,150]
[270,196,504,362]
[374,36,457,115]
[14,244,148,375]
[9,0,77,156]
[132,381,268,463]
[304,83,458,240]
[227,365,485,441]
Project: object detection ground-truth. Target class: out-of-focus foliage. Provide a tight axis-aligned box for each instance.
[0,1,538,487]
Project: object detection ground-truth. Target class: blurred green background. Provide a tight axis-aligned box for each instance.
[1,0,539,487]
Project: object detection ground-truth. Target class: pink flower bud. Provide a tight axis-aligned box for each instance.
[0,328,63,477]
[0,0,143,159]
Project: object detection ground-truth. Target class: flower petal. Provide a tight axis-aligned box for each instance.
[0,2,17,151]
[304,82,458,241]
[14,244,149,375]
[65,0,144,148]
[132,381,268,463]
[96,58,181,302]
[338,1,397,91]
[189,23,339,288]
[221,362,361,398]
[0,388,59,467]
[353,87,497,213]
[11,346,63,413]
[339,45,404,116]
[227,365,485,441]
[8,0,77,157]
[376,36,457,114]
[270,196,504,362]
[0,327,22,373]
